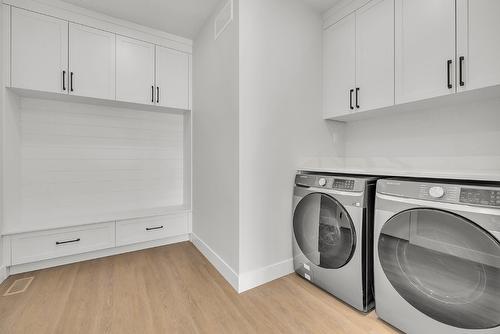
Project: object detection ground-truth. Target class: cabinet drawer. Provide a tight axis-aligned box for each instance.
[116,214,188,246]
[11,222,115,265]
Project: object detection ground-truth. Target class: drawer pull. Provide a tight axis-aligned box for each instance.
[146,226,164,231]
[446,59,453,89]
[56,238,81,245]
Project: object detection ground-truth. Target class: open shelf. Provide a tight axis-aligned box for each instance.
[8,87,191,115]
[2,89,192,237]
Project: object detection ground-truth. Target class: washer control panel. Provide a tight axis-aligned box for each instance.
[332,178,355,190]
[295,174,363,192]
[460,188,500,207]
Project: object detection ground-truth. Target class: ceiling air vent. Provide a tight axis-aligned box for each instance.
[214,0,233,40]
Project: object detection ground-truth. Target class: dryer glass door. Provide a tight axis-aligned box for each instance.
[293,193,356,269]
[378,208,500,330]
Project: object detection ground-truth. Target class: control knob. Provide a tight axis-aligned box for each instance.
[429,186,445,198]
[318,178,327,187]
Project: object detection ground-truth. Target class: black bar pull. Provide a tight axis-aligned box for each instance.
[157,86,159,104]
[146,226,164,231]
[56,238,80,245]
[447,60,453,89]
[151,85,154,103]
[355,87,360,109]
[349,89,354,110]
[70,72,74,92]
[62,70,66,91]
[459,56,465,87]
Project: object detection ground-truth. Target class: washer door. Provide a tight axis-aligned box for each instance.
[378,208,500,330]
[293,193,356,269]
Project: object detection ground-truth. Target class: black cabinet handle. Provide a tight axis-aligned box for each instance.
[447,59,452,89]
[146,226,164,231]
[62,70,66,91]
[56,238,80,245]
[355,88,360,109]
[70,72,74,92]
[157,86,159,103]
[349,89,354,110]
[459,56,465,87]
[151,86,154,103]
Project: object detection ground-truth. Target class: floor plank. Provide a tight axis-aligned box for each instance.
[0,242,400,334]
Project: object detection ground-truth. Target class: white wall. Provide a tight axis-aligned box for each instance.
[192,0,240,277]
[0,1,4,278]
[238,0,344,287]
[343,98,500,174]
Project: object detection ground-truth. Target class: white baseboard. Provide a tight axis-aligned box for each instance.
[0,265,8,285]
[238,258,294,293]
[190,233,239,291]
[9,234,189,275]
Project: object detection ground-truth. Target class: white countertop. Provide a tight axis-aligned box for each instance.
[299,156,500,182]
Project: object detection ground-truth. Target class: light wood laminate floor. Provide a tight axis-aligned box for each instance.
[0,242,400,334]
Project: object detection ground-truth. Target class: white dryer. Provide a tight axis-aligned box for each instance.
[374,178,500,334]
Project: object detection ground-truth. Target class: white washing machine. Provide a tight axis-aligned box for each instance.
[374,178,500,334]
[292,172,378,312]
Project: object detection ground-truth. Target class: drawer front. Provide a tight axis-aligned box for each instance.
[116,214,188,246]
[11,222,115,265]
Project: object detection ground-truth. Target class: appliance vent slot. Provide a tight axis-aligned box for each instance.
[3,277,34,296]
[214,0,233,40]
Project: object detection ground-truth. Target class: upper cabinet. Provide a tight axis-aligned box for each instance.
[11,8,68,94]
[355,0,394,112]
[69,23,116,100]
[323,13,356,118]
[156,46,190,110]
[324,0,500,121]
[8,7,192,110]
[456,0,500,92]
[395,0,456,104]
[324,0,394,119]
[116,36,155,105]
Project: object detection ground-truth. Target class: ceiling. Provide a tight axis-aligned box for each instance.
[61,0,221,39]
[61,0,341,40]
[301,0,342,12]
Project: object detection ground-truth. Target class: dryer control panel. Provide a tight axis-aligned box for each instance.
[378,179,500,208]
[417,184,460,202]
[460,188,500,207]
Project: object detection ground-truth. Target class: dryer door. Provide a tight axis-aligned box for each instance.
[378,208,500,330]
[293,193,356,269]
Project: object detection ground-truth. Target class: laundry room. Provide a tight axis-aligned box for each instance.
[0,0,499,333]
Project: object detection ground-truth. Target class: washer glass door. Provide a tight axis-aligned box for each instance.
[378,208,500,330]
[293,193,356,269]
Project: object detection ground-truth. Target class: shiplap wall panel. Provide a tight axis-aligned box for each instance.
[18,98,184,230]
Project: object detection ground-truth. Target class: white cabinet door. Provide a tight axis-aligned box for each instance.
[395,0,456,104]
[323,13,356,119]
[11,8,68,93]
[69,23,115,100]
[457,0,500,92]
[156,46,190,110]
[355,0,394,112]
[116,35,155,104]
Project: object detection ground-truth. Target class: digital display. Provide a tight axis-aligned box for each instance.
[332,178,355,190]
[459,188,500,207]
